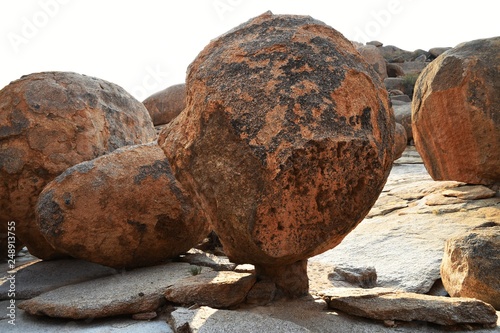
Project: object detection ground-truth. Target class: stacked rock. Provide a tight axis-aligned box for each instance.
[0,72,157,259]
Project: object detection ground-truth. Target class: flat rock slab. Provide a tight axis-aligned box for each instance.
[171,306,310,333]
[0,259,117,300]
[18,262,194,319]
[442,185,497,200]
[172,299,500,333]
[321,287,498,326]
[165,271,256,308]
[0,309,172,332]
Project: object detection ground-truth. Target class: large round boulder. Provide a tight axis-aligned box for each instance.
[412,37,500,186]
[36,143,210,269]
[143,84,186,126]
[0,72,157,259]
[159,12,394,297]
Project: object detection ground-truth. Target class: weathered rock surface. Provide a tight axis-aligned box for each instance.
[393,123,407,160]
[441,224,500,309]
[18,262,195,319]
[322,287,498,326]
[412,37,500,185]
[379,45,413,62]
[170,306,310,333]
[0,259,116,300]
[429,47,451,58]
[442,185,496,200]
[1,309,174,332]
[164,271,256,308]
[392,102,412,142]
[398,61,428,75]
[355,44,387,80]
[0,71,156,259]
[36,143,210,269]
[159,12,394,297]
[142,83,186,126]
[386,63,404,77]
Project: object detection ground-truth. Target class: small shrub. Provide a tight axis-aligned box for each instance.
[189,265,202,276]
[402,73,419,98]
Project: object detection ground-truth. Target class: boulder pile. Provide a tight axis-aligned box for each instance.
[0,72,157,259]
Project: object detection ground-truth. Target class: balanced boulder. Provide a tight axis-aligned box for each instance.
[159,12,394,297]
[0,72,157,259]
[412,37,500,185]
[36,143,210,269]
[143,83,186,126]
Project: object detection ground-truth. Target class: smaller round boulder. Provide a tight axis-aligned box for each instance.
[36,143,210,269]
[393,123,407,160]
[143,84,186,126]
[441,223,500,310]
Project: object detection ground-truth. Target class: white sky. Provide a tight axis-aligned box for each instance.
[1,0,498,101]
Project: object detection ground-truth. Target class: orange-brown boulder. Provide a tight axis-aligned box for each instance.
[159,12,394,297]
[0,72,157,259]
[394,123,407,160]
[143,84,186,126]
[412,37,500,186]
[36,143,210,269]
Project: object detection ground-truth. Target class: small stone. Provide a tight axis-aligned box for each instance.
[328,264,377,288]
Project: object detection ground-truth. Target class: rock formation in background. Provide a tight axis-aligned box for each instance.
[412,37,500,186]
[143,83,186,126]
[159,12,394,298]
[0,72,157,259]
[36,143,210,269]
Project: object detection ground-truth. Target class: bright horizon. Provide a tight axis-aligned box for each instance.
[1,0,499,101]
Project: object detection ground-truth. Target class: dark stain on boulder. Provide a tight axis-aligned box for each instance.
[133,159,170,184]
[0,109,30,138]
[37,190,65,238]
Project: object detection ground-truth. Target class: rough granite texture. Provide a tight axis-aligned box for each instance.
[0,72,156,259]
[412,37,500,185]
[441,224,500,310]
[158,12,394,296]
[36,143,210,269]
[142,83,186,126]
